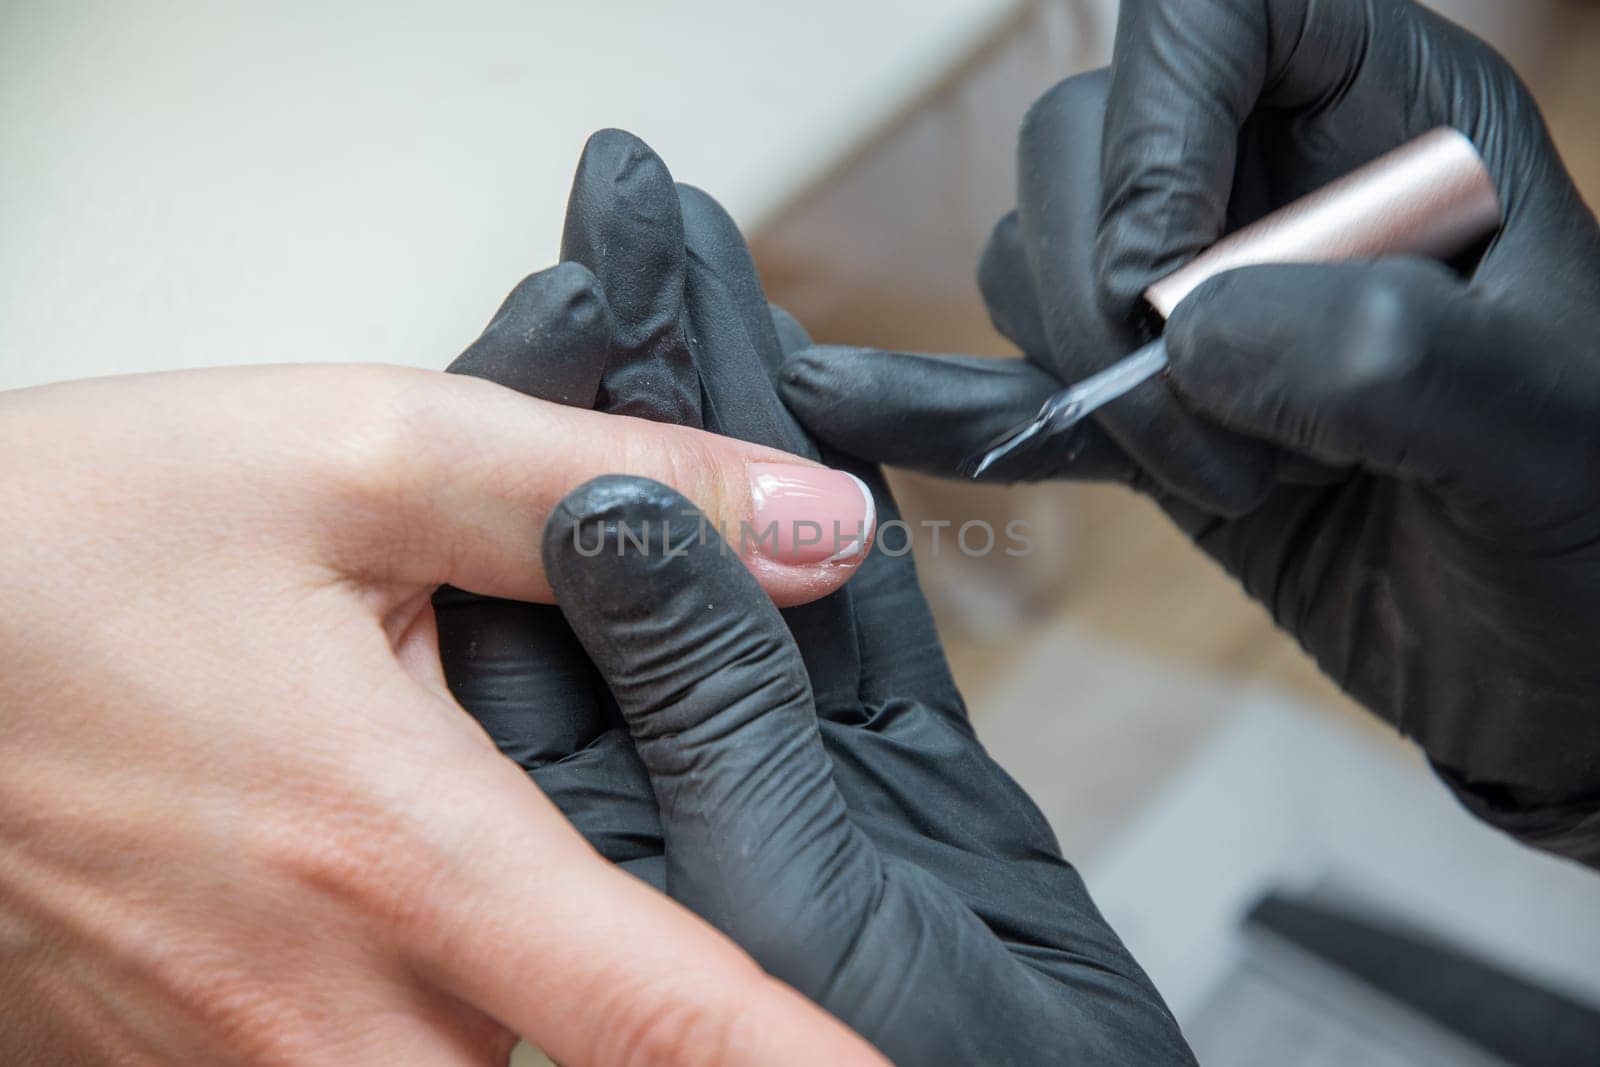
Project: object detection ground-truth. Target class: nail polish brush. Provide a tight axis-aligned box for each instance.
[966,127,1503,479]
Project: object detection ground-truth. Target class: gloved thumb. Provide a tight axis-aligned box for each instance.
[1164,259,1574,525]
[542,475,883,997]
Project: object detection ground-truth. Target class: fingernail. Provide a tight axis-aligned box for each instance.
[748,463,875,565]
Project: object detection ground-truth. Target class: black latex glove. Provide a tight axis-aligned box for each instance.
[437,129,1193,1064]
[781,3,1600,869]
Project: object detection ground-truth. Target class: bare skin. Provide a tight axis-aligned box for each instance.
[0,364,882,1066]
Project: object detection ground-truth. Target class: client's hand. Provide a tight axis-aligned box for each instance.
[0,359,877,1064]
[438,130,1193,1065]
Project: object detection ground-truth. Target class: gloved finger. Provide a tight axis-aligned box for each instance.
[445,262,611,404]
[1095,0,1282,316]
[531,729,664,886]
[768,303,813,359]
[434,591,603,768]
[437,263,612,767]
[1472,127,1590,302]
[774,295,1114,911]
[832,464,966,720]
[782,345,1137,484]
[977,210,1052,360]
[773,276,1141,490]
[765,305,963,717]
[548,485,1189,1064]
[1096,0,1569,316]
[678,184,790,380]
[1164,259,1588,529]
[560,129,700,425]
[676,183,813,457]
[543,476,884,998]
[1019,69,1276,515]
[975,210,1157,484]
[545,481,1194,1064]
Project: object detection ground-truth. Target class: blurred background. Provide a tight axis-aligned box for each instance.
[5,1,1600,1062]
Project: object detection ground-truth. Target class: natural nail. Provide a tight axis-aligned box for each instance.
[748,463,875,565]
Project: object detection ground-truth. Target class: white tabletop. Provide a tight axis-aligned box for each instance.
[0,0,1017,390]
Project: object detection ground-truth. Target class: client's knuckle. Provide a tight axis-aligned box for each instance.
[248,773,444,937]
[317,368,438,505]
[599,989,738,1067]
[298,366,462,571]
[121,923,314,1063]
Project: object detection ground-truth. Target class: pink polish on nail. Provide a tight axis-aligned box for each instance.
[748,463,875,565]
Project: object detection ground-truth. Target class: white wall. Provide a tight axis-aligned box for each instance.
[0,0,1014,390]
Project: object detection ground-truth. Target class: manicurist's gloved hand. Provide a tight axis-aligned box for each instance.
[781,0,1600,868]
[436,129,1194,1065]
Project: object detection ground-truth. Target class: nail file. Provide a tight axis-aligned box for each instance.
[964,127,1504,480]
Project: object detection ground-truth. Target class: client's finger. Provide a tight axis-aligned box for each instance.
[301,365,875,607]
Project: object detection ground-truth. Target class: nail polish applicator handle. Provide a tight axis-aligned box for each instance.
[966,127,1503,479]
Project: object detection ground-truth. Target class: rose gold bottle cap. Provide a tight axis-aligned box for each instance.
[1143,127,1502,320]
